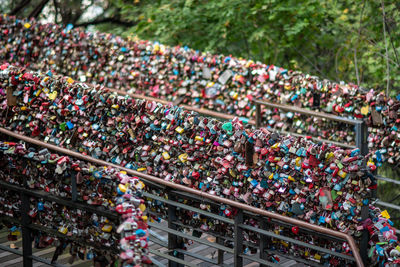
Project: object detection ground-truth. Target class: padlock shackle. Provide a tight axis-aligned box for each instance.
[0,127,364,267]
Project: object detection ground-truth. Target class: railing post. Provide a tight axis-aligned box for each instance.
[71,170,77,202]
[259,219,268,267]
[355,120,369,266]
[216,236,224,264]
[234,209,243,267]
[21,191,33,267]
[355,120,368,156]
[255,103,261,128]
[360,204,369,266]
[167,191,184,267]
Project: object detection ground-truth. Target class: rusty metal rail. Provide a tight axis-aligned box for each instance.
[253,99,368,155]
[102,85,356,149]
[0,127,364,266]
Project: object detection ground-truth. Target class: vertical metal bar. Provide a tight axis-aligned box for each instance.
[360,205,369,265]
[21,192,33,267]
[355,120,369,266]
[71,170,77,202]
[255,103,261,128]
[234,209,243,267]
[167,192,184,267]
[216,236,224,264]
[355,120,368,156]
[259,219,268,267]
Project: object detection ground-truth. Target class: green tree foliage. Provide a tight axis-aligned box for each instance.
[104,0,400,95]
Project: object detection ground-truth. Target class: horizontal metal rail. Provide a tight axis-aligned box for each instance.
[0,205,120,254]
[148,222,234,253]
[0,244,67,267]
[104,86,254,124]
[240,224,355,262]
[0,180,118,221]
[253,99,368,156]
[148,256,165,267]
[148,235,168,248]
[375,175,400,185]
[0,127,364,266]
[143,191,234,224]
[278,130,355,149]
[253,99,361,125]
[103,85,352,148]
[171,189,347,244]
[375,200,400,211]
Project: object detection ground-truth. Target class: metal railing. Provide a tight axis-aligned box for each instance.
[103,85,354,149]
[81,84,399,205]
[0,172,119,267]
[252,99,399,211]
[96,87,399,207]
[108,87,399,216]
[253,100,368,154]
[252,99,375,264]
[0,127,364,266]
[110,87,400,218]
[3,69,396,265]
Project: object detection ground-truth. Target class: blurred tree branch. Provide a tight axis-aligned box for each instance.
[10,0,32,15]
[75,17,137,27]
[28,0,50,18]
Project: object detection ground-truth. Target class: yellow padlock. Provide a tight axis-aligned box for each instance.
[178,153,188,163]
[295,157,302,167]
[175,126,184,134]
[139,203,146,212]
[102,224,112,233]
[118,184,127,193]
[162,152,170,160]
[48,91,57,100]
[271,142,280,149]
[195,136,204,142]
[58,226,68,235]
[338,170,347,179]
[326,152,334,161]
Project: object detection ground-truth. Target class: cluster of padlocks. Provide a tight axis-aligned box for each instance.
[0,139,151,266]
[0,15,399,169]
[0,63,399,265]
